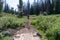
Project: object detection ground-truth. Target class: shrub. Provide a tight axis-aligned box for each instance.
[31,15,60,40]
[0,14,26,29]
[0,14,60,40]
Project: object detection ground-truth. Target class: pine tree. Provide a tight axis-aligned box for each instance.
[56,0,60,14]
[0,0,3,13]
[36,0,40,15]
[4,4,10,13]
[27,0,30,19]
[50,0,54,14]
[30,0,37,15]
[40,0,44,15]
[10,7,14,14]
[18,0,23,17]
[46,0,51,14]
[30,5,34,15]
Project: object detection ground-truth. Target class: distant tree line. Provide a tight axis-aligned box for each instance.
[0,0,60,16]
[18,0,60,16]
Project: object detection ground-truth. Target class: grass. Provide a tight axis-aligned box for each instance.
[2,36,11,40]
[0,13,60,40]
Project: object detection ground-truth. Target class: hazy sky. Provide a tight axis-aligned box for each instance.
[6,0,34,10]
[6,0,19,10]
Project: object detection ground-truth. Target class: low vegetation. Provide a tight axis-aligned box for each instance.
[0,13,60,40]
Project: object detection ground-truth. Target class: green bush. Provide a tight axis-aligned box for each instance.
[46,17,60,40]
[0,33,3,40]
[31,15,60,40]
[0,14,26,29]
[31,16,56,32]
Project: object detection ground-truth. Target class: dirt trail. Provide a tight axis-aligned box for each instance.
[12,19,42,40]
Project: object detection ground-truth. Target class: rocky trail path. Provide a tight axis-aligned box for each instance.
[12,19,42,40]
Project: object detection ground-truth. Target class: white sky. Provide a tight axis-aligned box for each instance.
[6,0,34,10]
[6,0,19,10]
